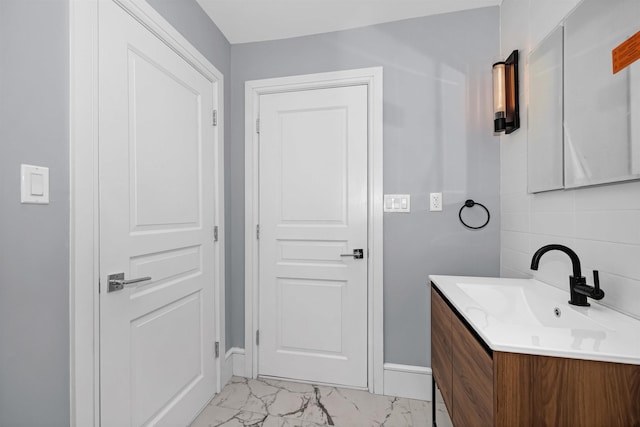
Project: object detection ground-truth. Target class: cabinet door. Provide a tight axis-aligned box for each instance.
[431,287,453,413]
[451,313,494,427]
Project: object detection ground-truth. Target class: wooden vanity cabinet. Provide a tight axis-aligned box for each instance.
[431,283,453,413]
[450,307,493,426]
[431,283,640,427]
[432,285,494,426]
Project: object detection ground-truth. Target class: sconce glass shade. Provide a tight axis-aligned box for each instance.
[493,62,507,132]
[492,50,520,134]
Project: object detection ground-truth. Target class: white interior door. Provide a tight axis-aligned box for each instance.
[258,85,369,388]
[99,1,218,425]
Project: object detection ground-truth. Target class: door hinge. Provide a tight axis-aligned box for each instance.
[214,225,219,242]
[256,330,260,346]
[256,118,260,134]
[214,341,220,358]
[256,224,260,240]
[212,109,218,126]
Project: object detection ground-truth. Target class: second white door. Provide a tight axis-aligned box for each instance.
[258,85,369,388]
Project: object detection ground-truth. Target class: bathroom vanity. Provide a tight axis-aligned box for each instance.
[430,275,640,427]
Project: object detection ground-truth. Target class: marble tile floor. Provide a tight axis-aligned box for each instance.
[191,376,453,427]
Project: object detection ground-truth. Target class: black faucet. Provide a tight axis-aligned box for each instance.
[530,244,605,307]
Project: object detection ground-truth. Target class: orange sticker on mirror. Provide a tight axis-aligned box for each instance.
[613,30,640,74]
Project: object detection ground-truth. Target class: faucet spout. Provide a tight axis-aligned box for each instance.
[530,244,582,278]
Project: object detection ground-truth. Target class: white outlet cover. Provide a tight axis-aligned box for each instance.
[21,164,50,204]
[430,192,442,211]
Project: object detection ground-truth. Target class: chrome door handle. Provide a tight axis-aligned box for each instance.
[340,249,364,259]
[107,272,152,292]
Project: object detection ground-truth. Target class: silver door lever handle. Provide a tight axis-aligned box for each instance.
[108,273,152,292]
[112,276,152,286]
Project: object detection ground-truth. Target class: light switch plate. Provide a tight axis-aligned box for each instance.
[384,194,410,213]
[21,164,49,204]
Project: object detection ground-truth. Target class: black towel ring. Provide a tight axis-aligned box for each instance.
[458,199,490,230]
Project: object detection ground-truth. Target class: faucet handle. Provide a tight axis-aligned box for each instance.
[592,270,605,299]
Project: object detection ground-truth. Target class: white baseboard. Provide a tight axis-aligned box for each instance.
[221,349,234,387]
[232,348,246,377]
[222,347,246,388]
[383,363,432,401]
[222,354,431,402]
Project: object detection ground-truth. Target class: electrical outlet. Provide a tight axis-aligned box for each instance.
[430,192,442,211]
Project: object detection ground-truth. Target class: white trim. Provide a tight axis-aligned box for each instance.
[221,348,234,386]
[232,348,247,377]
[244,67,384,394]
[383,364,432,401]
[69,1,225,425]
[69,1,99,425]
[223,347,247,382]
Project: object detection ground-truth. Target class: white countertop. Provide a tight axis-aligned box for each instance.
[429,275,640,366]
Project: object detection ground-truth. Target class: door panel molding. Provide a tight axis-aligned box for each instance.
[69,1,225,425]
[244,67,384,393]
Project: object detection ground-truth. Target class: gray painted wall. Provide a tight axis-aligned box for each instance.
[147,0,233,350]
[229,8,501,366]
[0,1,70,426]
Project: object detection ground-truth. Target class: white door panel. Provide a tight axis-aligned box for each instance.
[99,1,217,425]
[258,85,368,388]
[279,108,348,223]
[128,50,201,229]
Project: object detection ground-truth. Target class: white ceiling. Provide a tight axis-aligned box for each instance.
[196,0,502,44]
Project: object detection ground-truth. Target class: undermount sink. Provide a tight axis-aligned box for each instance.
[455,282,614,332]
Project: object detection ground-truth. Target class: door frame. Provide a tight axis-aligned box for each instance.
[69,1,226,425]
[244,67,384,394]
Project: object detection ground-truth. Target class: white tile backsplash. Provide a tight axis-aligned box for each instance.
[500,0,640,320]
[574,180,640,211]
[530,212,575,237]
[573,240,640,282]
[586,272,640,319]
[502,248,532,275]
[501,230,529,252]
[528,234,576,254]
[502,194,531,213]
[500,148,528,195]
[530,190,575,213]
[501,212,530,233]
[575,211,640,245]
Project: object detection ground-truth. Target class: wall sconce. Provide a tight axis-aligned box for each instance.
[493,50,520,134]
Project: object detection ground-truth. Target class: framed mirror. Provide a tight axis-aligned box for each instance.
[528,26,564,193]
